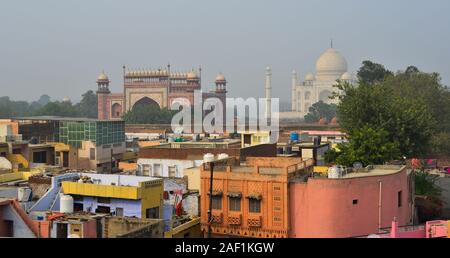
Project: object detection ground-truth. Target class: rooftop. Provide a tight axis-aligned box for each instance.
[75,173,161,187]
[13,116,123,123]
[342,165,406,179]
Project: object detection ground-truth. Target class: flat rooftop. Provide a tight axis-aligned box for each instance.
[77,173,160,187]
[341,165,406,179]
[13,116,123,122]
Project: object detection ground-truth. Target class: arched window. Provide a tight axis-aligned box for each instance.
[319,90,332,103]
[111,103,123,118]
[305,92,311,101]
[133,97,160,110]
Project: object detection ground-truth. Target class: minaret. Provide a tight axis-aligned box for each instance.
[291,70,298,111]
[264,66,272,120]
[96,71,110,120]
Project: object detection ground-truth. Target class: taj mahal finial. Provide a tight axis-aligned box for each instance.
[331,39,333,48]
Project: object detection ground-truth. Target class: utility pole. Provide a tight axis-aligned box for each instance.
[207,162,215,238]
[110,148,113,174]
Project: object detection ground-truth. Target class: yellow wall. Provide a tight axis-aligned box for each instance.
[0,171,42,183]
[61,179,164,219]
[183,168,201,194]
[313,166,329,174]
[139,180,164,219]
[62,182,140,199]
[164,218,201,238]
[240,131,271,148]
[7,154,29,169]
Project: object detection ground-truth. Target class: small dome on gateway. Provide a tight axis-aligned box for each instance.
[187,70,199,79]
[215,73,226,82]
[97,71,109,81]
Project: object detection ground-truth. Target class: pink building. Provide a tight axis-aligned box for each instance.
[289,165,413,238]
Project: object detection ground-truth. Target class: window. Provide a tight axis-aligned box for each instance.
[305,92,311,100]
[33,151,47,163]
[168,166,176,178]
[97,197,111,204]
[89,148,96,160]
[229,197,241,212]
[398,191,402,207]
[153,164,162,177]
[116,208,124,217]
[249,199,261,213]
[142,164,151,176]
[146,207,159,219]
[353,199,358,205]
[212,196,222,210]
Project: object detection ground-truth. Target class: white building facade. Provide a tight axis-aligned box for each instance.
[290,47,355,118]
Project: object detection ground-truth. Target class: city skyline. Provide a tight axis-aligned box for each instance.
[1,0,450,102]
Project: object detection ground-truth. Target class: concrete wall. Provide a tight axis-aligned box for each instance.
[76,196,142,217]
[435,176,450,219]
[77,141,125,171]
[289,168,412,238]
[29,173,79,212]
[137,158,199,178]
[1,204,36,238]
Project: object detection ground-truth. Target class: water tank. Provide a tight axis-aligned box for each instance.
[328,166,342,179]
[218,153,229,160]
[203,153,215,163]
[17,187,31,202]
[290,132,299,142]
[60,195,74,213]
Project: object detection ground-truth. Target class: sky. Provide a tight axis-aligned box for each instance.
[1,0,450,103]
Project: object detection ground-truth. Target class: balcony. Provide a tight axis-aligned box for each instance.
[211,211,223,224]
[248,215,262,228]
[227,213,242,226]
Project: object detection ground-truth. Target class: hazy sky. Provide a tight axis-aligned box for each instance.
[1,0,450,103]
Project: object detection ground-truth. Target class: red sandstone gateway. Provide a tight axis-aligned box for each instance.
[96,67,227,120]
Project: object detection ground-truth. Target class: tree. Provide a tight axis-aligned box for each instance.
[384,68,450,133]
[357,60,393,85]
[33,101,79,117]
[334,73,435,158]
[37,94,51,106]
[303,101,337,123]
[335,126,401,166]
[123,105,177,124]
[75,90,98,118]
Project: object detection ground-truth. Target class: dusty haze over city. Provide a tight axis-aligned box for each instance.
[1,0,449,103]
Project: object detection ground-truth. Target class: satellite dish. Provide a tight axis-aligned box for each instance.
[353,161,363,169]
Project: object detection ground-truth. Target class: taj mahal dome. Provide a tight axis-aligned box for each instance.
[280,45,355,120]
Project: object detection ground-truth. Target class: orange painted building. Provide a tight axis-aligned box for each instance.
[200,157,314,238]
[289,165,413,238]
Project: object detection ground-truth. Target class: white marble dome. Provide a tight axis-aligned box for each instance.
[315,48,348,81]
[305,72,315,81]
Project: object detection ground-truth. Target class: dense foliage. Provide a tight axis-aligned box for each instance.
[303,101,337,123]
[330,61,450,166]
[0,90,98,119]
[123,105,177,124]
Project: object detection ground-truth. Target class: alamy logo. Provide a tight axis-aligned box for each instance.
[170,90,279,143]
